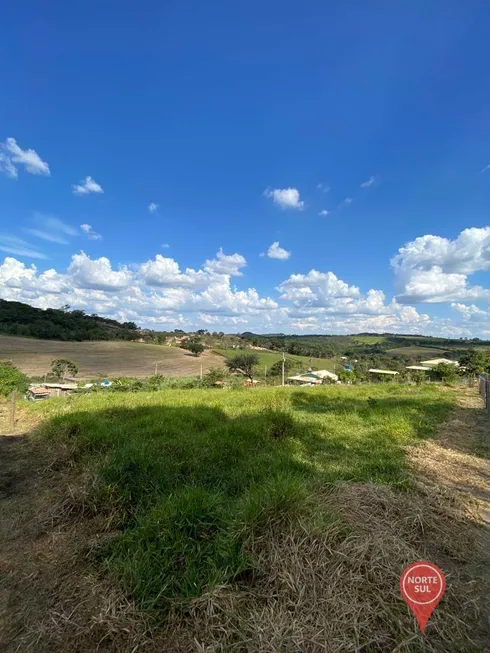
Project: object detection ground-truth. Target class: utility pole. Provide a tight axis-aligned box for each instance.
[155,362,158,375]
[200,363,203,381]
[282,351,285,387]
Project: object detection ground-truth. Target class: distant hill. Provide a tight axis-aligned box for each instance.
[238,331,490,361]
[0,299,139,341]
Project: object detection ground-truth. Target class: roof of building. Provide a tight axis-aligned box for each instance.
[29,387,50,395]
[308,369,339,381]
[368,368,399,375]
[419,358,459,366]
[43,383,78,390]
[287,375,322,384]
[406,365,431,371]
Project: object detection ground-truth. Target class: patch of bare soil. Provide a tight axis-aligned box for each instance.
[0,334,225,379]
[0,389,489,652]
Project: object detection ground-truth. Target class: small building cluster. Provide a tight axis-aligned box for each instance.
[27,382,78,400]
[27,380,112,401]
[366,357,460,379]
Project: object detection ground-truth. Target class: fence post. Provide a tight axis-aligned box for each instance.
[481,374,490,415]
[487,378,490,416]
[9,390,17,430]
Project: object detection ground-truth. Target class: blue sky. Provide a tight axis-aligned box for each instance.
[1,1,490,335]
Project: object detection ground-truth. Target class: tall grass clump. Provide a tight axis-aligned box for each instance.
[32,384,455,614]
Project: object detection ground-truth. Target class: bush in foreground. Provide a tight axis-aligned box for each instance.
[0,360,29,397]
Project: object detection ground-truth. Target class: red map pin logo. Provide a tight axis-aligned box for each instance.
[400,561,446,633]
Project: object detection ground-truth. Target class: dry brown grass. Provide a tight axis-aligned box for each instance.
[163,481,483,652]
[1,389,489,652]
[0,334,224,379]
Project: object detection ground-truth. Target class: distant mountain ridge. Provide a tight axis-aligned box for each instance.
[0,299,139,341]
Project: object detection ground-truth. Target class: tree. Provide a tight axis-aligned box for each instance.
[122,321,138,330]
[268,358,298,377]
[338,369,356,384]
[181,337,205,357]
[0,361,29,397]
[459,349,486,378]
[225,353,259,382]
[50,359,79,380]
[431,363,458,384]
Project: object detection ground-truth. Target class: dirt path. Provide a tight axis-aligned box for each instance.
[408,388,490,649]
[1,388,489,652]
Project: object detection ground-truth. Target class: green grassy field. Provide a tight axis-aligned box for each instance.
[386,346,447,357]
[213,347,336,375]
[32,384,455,614]
[353,335,386,344]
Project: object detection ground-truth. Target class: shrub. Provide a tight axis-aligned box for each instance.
[144,374,168,391]
[431,363,459,384]
[202,367,226,387]
[411,371,426,385]
[111,377,145,392]
[0,360,29,397]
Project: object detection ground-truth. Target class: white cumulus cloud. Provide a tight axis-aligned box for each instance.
[264,187,304,210]
[0,249,277,329]
[68,252,132,291]
[203,248,247,276]
[392,227,490,303]
[451,303,490,322]
[148,202,158,213]
[0,137,50,177]
[72,176,104,196]
[139,255,208,288]
[266,241,291,260]
[318,209,329,216]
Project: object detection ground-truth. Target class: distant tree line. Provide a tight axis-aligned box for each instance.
[239,332,490,360]
[0,300,139,342]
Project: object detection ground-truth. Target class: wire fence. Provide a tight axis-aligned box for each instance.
[478,374,490,415]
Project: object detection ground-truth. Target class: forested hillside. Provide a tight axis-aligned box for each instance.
[0,300,139,341]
